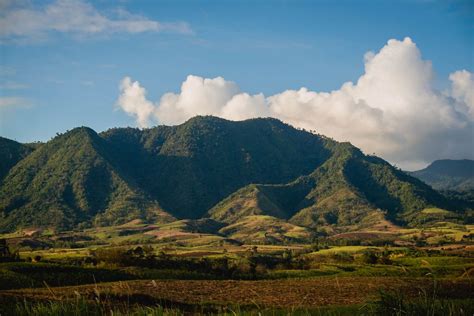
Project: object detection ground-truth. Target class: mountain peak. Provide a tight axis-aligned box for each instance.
[0,118,464,232]
[61,126,98,139]
[425,159,474,176]
[183,115,227,124]
[410,159,474,191]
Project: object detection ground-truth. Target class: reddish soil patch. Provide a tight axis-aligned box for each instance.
[331,232,393,240]
[175,251,222,257]
[144,230,196,239]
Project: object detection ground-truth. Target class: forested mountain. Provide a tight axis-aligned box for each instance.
[100,116,331,219]
[0,137,33,181]
[209,142,452,228]
[0,127,173,232]
[0,116,467,233]
[410,159,474,192]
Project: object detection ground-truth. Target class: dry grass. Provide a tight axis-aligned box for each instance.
[2,277,472,309]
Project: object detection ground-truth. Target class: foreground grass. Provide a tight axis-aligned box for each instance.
[1,277,471,314]
[6,299,181,316]
[2,296,473,316]
[1,258,473,291]
[0,262,233,290]
[2,237,473,315]
[373,292,474,316]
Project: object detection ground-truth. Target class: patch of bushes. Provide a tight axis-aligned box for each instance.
[373,290,474,316]
[0,262,134,290]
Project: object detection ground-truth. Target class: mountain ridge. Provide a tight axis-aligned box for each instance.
[0,136,34,181]
[0,116,467,233]
[410,159,474,192]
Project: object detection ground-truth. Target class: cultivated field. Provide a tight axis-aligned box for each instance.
[1,221,473,315]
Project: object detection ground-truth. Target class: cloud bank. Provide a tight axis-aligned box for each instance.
[117,38,473,170]
[0,0,192,40]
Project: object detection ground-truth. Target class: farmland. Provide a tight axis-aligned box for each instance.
[1,277,472,314]
[1,221,473,315]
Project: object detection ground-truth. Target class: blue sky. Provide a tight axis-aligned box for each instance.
[0,0,472,168]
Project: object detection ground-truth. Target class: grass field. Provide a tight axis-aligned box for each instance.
[1,220,473,315]
[0,277,472,315]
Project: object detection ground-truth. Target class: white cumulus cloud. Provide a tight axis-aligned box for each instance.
[116,77,156,128]
[116,37,474,170]
[0,0,192,41]
[448,70,474,119]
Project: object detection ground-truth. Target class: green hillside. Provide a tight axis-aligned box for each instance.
[218,215,314,244]
[0,136,33,181]
[100,116,332,219]
[0,127,173,232]
[0,116,466,233]
[209,142,455,228]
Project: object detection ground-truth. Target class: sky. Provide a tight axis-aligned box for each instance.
[0,0,473,170]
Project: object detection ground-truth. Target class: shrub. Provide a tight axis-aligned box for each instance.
[373,290,474,316]
[330,251,354,263]
[361,250,378,264]
[90,248,130,266]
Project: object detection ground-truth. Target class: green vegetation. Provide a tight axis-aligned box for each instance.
[6,298,472,316]
[100,116,332,220]
[0,262,135,290]
[0,117,333,232]
[0,128,172,232]
[3,287,473,316]
[1,116,470,234]
[211,141,459,230]
[1,117,473,315]
[218,215,313,244]
[0,136,33,181]
[373,290,474,316]
[0,230,473,315]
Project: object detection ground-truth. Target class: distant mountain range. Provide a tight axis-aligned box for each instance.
[0,116,470,233]
[409,160,474,192]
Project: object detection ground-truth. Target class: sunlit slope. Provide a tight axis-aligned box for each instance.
[100,116,333,219]
[0,127,173,232]
[0,116,464,232]
[209,143,456,228]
